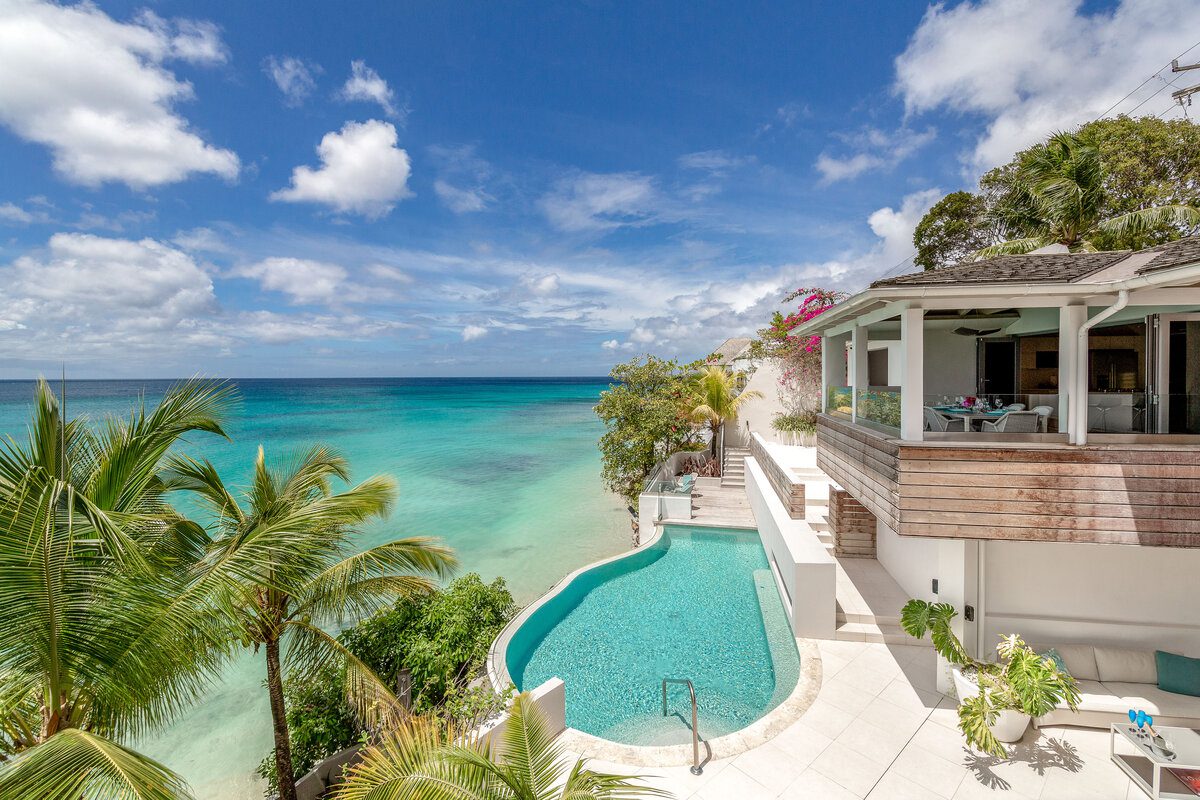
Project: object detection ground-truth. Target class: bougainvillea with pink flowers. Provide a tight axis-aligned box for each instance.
[750,287,847,417]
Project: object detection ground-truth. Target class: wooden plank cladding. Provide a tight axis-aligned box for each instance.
[817,413,1200,547]
[748,435,805,518]
[816,415,899,531]
[830,488,877,558]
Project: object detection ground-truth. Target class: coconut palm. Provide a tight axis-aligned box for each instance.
[688,366,762,462]
[165,446,457,800]
[0,378,236,800]
[333,691,669,800]
[978,131,1200,257]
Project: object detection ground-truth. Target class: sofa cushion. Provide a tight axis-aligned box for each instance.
[1068,680,1127,714]
[1156,651,1200,698]
[1038,644,1099,682]
[1102,682,1200,720]
[1095,647,1158,684]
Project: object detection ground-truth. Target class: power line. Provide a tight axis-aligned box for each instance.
[1123,73,1187,116]
[1093,39,1200,121]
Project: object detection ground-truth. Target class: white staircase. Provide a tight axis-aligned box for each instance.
[720,446,749,489]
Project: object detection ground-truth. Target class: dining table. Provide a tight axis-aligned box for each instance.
[933,406,1010,431]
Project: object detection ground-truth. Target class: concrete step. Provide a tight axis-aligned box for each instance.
[836,610,901,626]
[834,620,928,646]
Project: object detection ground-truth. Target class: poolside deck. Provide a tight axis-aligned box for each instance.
[661,477,755,528]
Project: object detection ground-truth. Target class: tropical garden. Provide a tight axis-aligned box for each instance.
[0,379,664,800]
[913,115,1200,269]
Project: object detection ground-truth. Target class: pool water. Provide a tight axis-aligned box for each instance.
[507,526,800,745]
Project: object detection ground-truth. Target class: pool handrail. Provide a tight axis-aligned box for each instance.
[661,677,704,775]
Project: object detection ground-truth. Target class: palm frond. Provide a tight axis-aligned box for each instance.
[1095,204,1200,239]
[284,620,406,732]
[492,692,565,797]
[0,728,193,800]
[973,236,1052,259]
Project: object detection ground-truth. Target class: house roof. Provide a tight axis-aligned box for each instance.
[711,337,753,363]
[793,235,1200,337]
[871,236,1200,289]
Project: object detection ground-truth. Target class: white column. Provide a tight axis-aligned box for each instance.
[899,307,925,441]
[1058,305,1087,440]
[820,332,829,413]
[822,331,849,412]
[850,325,869,423]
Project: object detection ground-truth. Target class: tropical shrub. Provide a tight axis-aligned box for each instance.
[257,573,516,794]
[901,600,1080,758]
[595,355,703,506]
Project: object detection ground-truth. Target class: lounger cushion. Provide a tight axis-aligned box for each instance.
[1103,682,1200,719]
[1071,680,1127,714]
[1095,647,1158,684]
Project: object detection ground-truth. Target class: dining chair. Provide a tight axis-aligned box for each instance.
[1029,405,1054,433]
[980,410,1041,433]
[924,406,968,432]
[1004,403,1026,411]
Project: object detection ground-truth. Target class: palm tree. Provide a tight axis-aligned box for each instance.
[688,366,762,463]
[0,378,236,800]
[979,131,1200,257]
[166,446,457,800]
[333,692,669,800]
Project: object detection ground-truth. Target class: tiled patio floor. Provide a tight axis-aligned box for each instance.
[570,640,1145,799]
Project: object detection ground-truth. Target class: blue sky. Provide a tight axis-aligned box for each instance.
[0,0,1197,378]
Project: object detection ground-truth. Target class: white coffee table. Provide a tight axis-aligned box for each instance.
[1111,723,1200,799]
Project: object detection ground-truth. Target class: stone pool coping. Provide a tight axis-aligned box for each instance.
[486,524,823,767]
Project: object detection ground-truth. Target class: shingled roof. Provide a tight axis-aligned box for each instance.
[871,235,1200,288]
[871,251,1130,288]
[711,337,752,364]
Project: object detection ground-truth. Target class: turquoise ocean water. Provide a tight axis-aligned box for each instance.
[0,378,629,799]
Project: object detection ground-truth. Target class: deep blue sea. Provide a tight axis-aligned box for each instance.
[0,378,628,798]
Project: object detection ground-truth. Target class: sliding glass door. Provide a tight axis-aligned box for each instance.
[1149,314,1200,434]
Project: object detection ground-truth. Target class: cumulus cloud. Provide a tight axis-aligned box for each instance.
[895,0,1200,170]
[235,257,348,305]
[461,324,488,341]
[339,60,403,119]
[263,55,320,106]
[815,126,937,184]
[540,172,660,232]
[0,0,239,188]
[0,201,50,225]
[271,120,413,218]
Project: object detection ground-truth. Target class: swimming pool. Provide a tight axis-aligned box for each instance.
[502,525,800,746]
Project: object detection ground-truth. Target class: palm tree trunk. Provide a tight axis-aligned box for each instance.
[265,638,297,800]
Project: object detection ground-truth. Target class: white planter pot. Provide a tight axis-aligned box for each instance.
[951,667,1030,744]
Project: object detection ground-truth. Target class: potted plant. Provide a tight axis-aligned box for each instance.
[900,600,1080,757]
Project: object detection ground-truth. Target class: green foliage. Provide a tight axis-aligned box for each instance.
[770,412,817,435]
[332,692,670,800]
[688,366,763,449]
[258,574,517,793]
[914,191,995,270]
[901,600,1080,758]
[914,116,1200,268]
[826,385,852,415]
[340,573,517,712]
[855,390,901,430]
[594,355,702,505]
[0,378,236,800]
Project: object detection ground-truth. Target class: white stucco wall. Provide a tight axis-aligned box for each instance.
[731,359,788,445]
[982,540,1200,657]
[745,457,835,639]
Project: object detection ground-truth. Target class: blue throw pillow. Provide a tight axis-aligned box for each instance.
[1039,648,1070,677]
[1156,651,1200,698]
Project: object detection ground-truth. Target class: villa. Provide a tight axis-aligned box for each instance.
[487,238,1200,800]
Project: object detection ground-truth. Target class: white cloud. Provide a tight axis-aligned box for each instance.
[461,324,488,341]
[263,55,319,106]
[0,201,48,224]
[235,257,348,305]
[678,150,751,174]
[0,233,217,351]
[895,0,1200,170]
[815,127,936,184]
[0,0,239,188]
[434,180,491,213]
[172,226,231,254]
[540,172,660,232]
[339,60,403,119]
[521,273,560,295]
[271,120,413,218]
